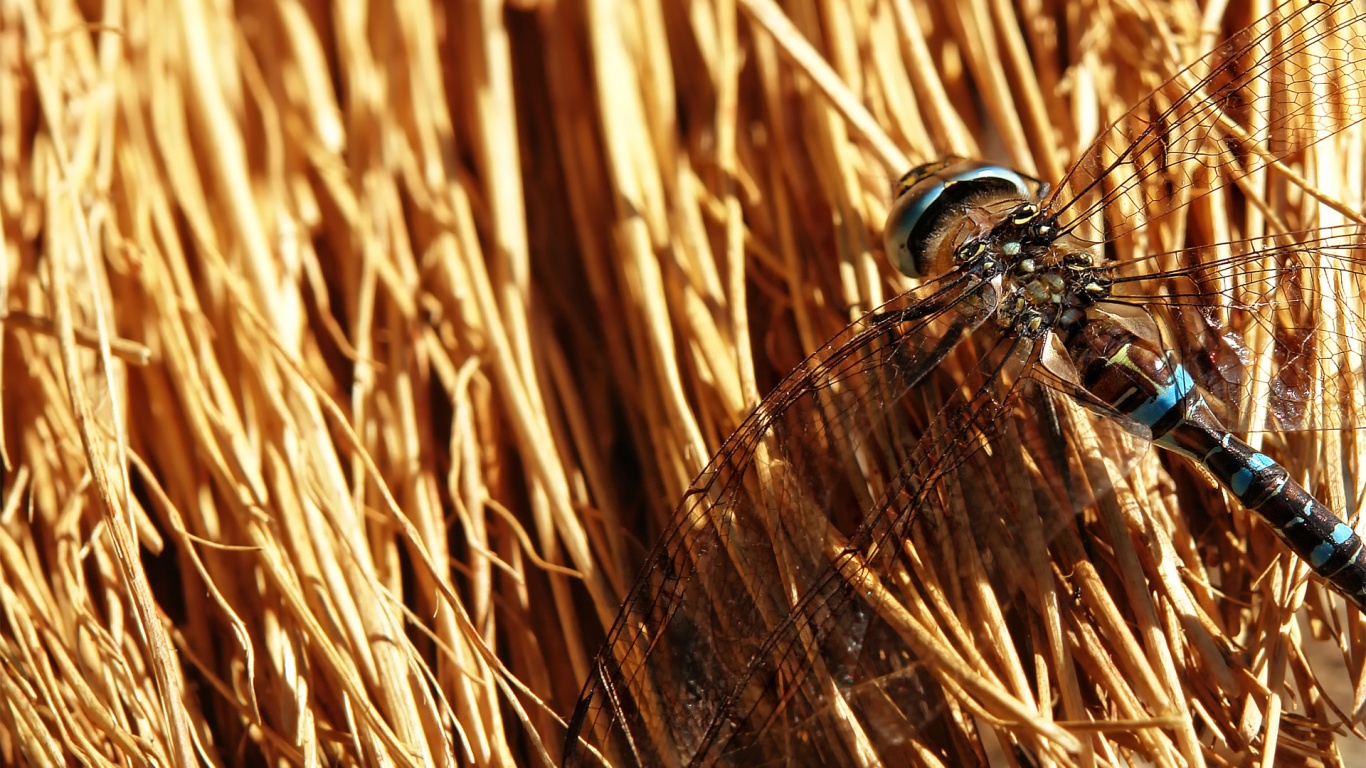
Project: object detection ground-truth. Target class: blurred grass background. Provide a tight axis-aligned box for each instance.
[3,0,1364,765]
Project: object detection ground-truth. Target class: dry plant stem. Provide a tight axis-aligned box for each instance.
[4,0,1365,765]
[1,311,150,365]
[23,17,195,768]
[740,0,907,174]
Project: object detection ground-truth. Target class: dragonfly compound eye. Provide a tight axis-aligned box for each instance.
[884,160,1036,279]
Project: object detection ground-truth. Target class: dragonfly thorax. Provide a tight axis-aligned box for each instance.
[937,201,1110,340]
[988,231,1112,338]
[884,158,1112,338]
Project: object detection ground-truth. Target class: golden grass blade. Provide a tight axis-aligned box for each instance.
[5,0,1365,765]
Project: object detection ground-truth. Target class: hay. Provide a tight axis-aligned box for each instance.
[3,0,1363,765]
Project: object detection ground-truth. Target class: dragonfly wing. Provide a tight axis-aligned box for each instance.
[565,279,1092,765]
[1049,1,1366,244]
[1107,228,1366,432]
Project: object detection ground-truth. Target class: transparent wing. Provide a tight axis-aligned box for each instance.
[1049,1,1366,243]
[563,276,1091,766]
[1102,226,1366,432]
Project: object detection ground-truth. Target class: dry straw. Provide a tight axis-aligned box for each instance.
[4,0,1365,765]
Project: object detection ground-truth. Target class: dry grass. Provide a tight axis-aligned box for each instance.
[4,0,1366,765]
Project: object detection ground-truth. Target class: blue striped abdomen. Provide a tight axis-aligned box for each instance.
[1065,317,1366,611]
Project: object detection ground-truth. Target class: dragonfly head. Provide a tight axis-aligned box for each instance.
[884,159,1037,279]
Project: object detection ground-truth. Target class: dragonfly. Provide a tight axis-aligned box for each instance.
[567,1,1366,765]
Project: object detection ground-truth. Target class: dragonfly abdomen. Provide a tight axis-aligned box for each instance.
[1209,437,1366,599]
[1070,318,1366,611]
